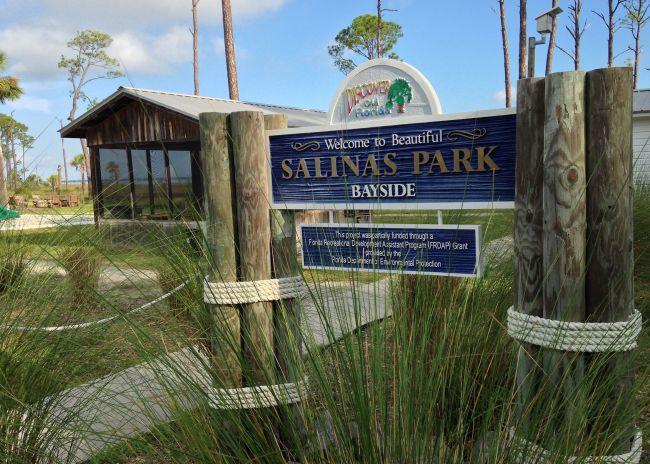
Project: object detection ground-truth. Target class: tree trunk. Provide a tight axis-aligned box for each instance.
[222,0,239,100]
[499,0,512,108]
[545,0,559,75]
[519,0,527,79]
[633,29,640,88]
[192,0,200,96]
[80,165,86,199]
[574,0,582,70]
[608,0,615,67]
[60,121,69,189]
[0,143,7,206]
[377,0,382,58]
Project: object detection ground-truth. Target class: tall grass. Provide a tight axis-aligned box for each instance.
[0,192,646,463]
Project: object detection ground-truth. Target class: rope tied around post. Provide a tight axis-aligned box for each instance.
[207,377,309,410]
[203,275,307,305]
[507,306,642,352]
[509,427,643,464]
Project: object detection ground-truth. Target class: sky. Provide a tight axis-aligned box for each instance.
[1,0,648,180]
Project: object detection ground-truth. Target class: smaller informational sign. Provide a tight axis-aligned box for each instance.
[300,223,483,278]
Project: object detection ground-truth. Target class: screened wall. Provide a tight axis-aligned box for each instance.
[94,145,202,220]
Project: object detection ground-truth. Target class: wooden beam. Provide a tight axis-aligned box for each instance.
[230,111,274,386]
[199,112,241,387]
[585,67,635,453]
[514,76,545,438]
[542,70,587,441]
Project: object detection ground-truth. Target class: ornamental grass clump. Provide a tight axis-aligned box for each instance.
[61,247,101,306]
[0,254,25,295]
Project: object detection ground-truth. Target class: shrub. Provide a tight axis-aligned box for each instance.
[61,247,101,306]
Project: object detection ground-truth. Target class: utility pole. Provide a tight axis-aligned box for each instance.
[222,0,239,100]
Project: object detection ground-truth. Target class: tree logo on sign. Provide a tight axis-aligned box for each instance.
[386,78,413,113]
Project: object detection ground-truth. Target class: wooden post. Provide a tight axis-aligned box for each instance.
[264,114,301,379]
[585,67,635,452]
[230,111,274,386]
[265,114,304,454]
[542,70,587,439]
[199,112,241,387]
[513,77,545,437]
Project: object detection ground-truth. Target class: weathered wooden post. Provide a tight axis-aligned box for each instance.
[513,76,545,437]
[510,68,641,459]
[585,67,635,453]
[541,71,588,439]
[230,111,275,386]
[199,112,241,387]
[265,114,304,453]
[264,114,301,382]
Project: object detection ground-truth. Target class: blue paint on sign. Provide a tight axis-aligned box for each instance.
[269,110,516,210]
[300,223,483,277]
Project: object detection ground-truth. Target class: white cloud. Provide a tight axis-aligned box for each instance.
[212,36,225,55]
[3,0,287,29]
[0,25,68,79]
[0,0,287,80]
[5,95,52,113]
[492,86,516,105]
[110,26,192,75]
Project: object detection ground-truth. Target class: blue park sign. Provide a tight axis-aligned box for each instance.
[268,109,516,210]
[300,223,483,278]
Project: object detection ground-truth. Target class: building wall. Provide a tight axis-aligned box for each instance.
[86,100,199,146]
[634,115,650,185]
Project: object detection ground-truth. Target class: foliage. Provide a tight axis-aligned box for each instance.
[61,247,101,306]
[385,78,412,110]
[0,51,22,104]
[58,30,123,120]
[328,14,403,74]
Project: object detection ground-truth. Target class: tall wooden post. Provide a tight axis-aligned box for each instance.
[542,70,587,439]
[514,77,545,437]
[585,67,635,453]
[230,111,274,386]
[265,114,303,454]
[199,112,241,387]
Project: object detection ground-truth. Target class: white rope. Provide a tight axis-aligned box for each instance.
[507,306,642,352]
[206,377,308,410]
[510,428,643,463]
[204,275,306,305]
[1,282,187,332]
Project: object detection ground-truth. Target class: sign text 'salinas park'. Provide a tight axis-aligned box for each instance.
[269,110,515,210]
[269,59,515,210]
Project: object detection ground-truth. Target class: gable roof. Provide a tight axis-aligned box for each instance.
[60,87,326,138]
[634,88,650,115]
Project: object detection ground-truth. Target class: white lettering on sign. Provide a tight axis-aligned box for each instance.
[351,183,416,199]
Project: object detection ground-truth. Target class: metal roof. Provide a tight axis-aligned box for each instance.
[60,87,327,138]
[634,88,650,114]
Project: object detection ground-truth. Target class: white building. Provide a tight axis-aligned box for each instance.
[634,89,650,185]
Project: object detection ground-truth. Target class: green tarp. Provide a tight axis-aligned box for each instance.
[0,204,20,220]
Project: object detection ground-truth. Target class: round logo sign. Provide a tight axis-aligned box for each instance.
[326,59,442,125]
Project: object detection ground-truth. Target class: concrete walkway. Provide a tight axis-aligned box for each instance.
[0,213,94,231]
[44,278,392,463]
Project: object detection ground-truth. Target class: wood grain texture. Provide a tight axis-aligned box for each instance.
[87,100,199,146]
[542,71,587,442]
[199,112,241,387]
[585,68,634,322]
[265,114,301,380]
[230,111,274,386]
[514,77,545,438]
[585,67,635,454]
[543,71,587,323]
[515,77,546,318]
